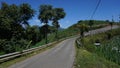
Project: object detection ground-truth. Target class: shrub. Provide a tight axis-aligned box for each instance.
[0,38,29,54]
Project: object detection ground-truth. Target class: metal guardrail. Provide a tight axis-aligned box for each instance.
[0,47,35,63]
[0,41,57,63]
[0,35,78,63]
[76,38,82,48]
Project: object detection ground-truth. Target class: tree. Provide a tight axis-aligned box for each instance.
[77,24,88,46]
[38,5,53,44]
[40,25,51,39]
[52,8,66,40]
[77,24,88,38]
[0,2,34,39]
[106,20,109,23]
[0,2,13,39]
[0,2,35,54]
[25,26,41,44]
[78,20,83,24]
[88,20,94,30]
[19,3,34,26]
[109,16,114,30]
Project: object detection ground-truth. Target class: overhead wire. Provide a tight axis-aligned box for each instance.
[90,0,101,19]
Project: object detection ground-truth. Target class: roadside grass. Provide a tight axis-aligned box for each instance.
[75,27,120,68]
[96,36,120,65]
[74,47,120,68]
[0,39,63,68]
[84,28,120,52]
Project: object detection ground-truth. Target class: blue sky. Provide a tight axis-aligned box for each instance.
[0,0,120,28]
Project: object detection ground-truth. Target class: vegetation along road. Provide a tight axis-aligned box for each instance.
[9,25,119,68]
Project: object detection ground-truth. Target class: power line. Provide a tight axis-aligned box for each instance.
[90,0,101,19]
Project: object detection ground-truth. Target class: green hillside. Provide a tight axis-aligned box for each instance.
[75,26,120,68]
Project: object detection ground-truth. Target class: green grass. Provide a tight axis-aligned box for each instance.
[82,28,120,65]
[75,47,120,68]
[83,27,120,52]
[96,36,120,65]
[75,27,120,68]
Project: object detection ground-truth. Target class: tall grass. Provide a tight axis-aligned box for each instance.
[75,44,120,68]
[81,28,120,65]
[75,28,120,67]
[96,36,120,65]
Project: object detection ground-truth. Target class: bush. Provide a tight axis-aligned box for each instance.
[0,38,29,54]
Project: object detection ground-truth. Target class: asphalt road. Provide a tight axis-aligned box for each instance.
[9,25,119,68]
[9,38,76,68]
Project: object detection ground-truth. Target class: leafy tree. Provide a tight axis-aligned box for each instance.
[105,20,109,23]
[77,24,88,38]
[88,20,94,30]
[77,24,88,46]
[49,26,56,33]
[25,26,41,44]
[19,3,34,26]
[0,2,35,54]
[0,2,34,39]
[52,8,66,40]
[40,24,51,39]
[78,20,83,23]
[0,2,12,39]
[13,3,34,39]
[38,5,53,44]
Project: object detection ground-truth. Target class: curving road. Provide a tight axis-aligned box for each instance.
[9,25,119,68]
[9,38,76,68]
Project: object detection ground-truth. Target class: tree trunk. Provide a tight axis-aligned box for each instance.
[111,25,112,30]
[45,24,48,44]
[55,28,58,41]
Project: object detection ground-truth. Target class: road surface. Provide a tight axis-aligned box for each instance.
[9,25,119,68]
[9,38,76,68]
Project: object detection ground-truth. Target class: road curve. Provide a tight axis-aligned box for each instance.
[9,25,119,68]
[9,38,76,68]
